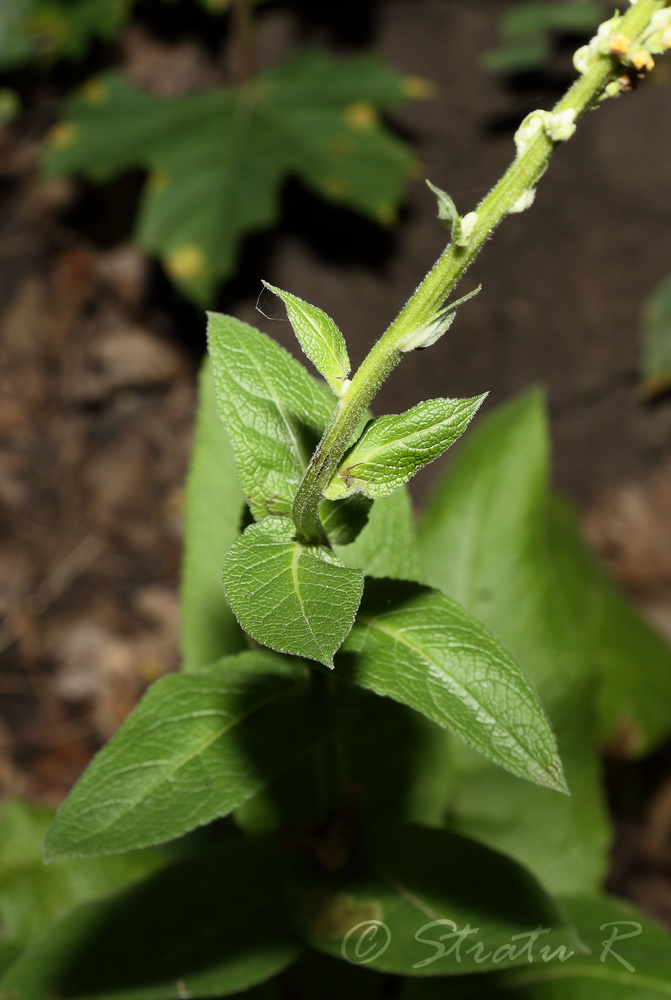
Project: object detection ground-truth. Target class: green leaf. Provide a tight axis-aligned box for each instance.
[340,578,566,792]
[290,824,583,976]
[181,357,246,670]
[324,396,486,500]
[262,282,350,396]
[426,179,466,246]
[235,688,452,834]
[545,493,671,757]
[335,487,422,582]
[418,387,610,896]
[45,652,354,859]
[0,800,163,949]
[320,494,373,545]
[43,53,417,302]
[223,519,364,667]
[207,312,333,521]
[0,838,300,1000]
[481,1,604,74]
[0,0,131,69]
[640,275,671,397]
[400,895,671,998]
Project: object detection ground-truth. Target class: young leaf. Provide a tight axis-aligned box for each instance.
[400,895,671,998]
[43,53,418,302]
[45,652,355,860]
[0,799,163,948]
[335,487,422,581]
[426,179,465,245]
[339,579,566,792]
[640,274,671,397]
[324,395,486,500]
[207,312,334,521]
[223,519,364,667]
[181,357,246,670]
[262,282,350,396]
[0,838,300,1000]
[396,286,482,353]
[418,388,610,895]
[290,825,582,976]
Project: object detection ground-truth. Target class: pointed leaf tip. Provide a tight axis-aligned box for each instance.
[262,281,350,396]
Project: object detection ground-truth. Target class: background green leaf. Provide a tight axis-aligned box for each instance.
[399,895,671,998]
[340,578,566,792]
[0,838,300,1000]
[335,487,421,581]
[0,800,163,950]
[418,388,610,895]
[45,652,354,859]
[545,493,671,758]
[324,396,486,500]
[181,357,246,671]
[43,53,417,301]
[223,519,364,667]
[289,825,583,976]
[481,1,605,74]
[262,282,350,396]
[207,312,334,521]
[640,274,671,397]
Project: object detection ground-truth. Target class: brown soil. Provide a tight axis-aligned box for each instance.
[1,0,671,922]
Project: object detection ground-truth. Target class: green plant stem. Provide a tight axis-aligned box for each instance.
[291,0,669,544]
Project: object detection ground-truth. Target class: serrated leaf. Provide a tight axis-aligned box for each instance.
[223,519,364,667]
[324,395,486,500]
[262,282,350,395]
[640,275,671,397]
[45,652,354,860]
[290,825,582,976]
[207,312,334,521]
[43,52,417,302]
[418,388,610,895]
[400,895,671,999]
[335,487,422,581]
[181,357,246,670]
[339,578,566,792]
[0,800,163,949]
[0,839,300,1000]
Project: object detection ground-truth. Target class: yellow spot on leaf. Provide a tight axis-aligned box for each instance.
[376,204,396,225]
[47,122,77,148]
[345,101,377,131]
[307,892,383,940]
[81,79,107,105]
[149,170,169,192]
[403,75,435,99]
[165,244,206,281]
[323,176,348,198]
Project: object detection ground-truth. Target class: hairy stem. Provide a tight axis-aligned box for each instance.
[292,0,669,544]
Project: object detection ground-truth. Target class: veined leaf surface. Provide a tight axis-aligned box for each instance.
[45,652,353,859]
[262,282,350,395]
[340,579,566,792]
[207,312,333,521]
[223,519,364,667]
[324,396,486,500]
